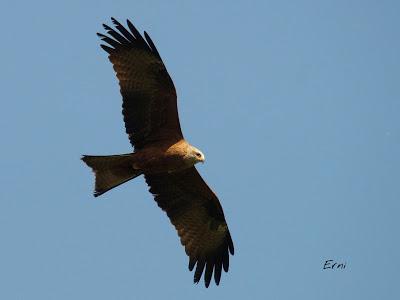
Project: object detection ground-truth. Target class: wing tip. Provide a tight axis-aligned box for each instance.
[97,18,163,60]
[100,44,114,54]
[143,31,162,60]
[189,244,233,287]
[188,257,196,271]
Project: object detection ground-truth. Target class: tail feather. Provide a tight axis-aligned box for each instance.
[81,153,142,197]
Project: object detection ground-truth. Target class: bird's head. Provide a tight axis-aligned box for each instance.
[189,145,205,164]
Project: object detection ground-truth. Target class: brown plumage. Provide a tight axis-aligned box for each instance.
[82,18,234,287]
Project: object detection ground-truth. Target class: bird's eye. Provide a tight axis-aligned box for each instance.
[196,152,201,157]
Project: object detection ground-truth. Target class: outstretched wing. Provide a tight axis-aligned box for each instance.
[145,167,234,287]
[97,18,183,149]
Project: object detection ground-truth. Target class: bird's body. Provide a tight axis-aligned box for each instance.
[132,139,204,174]
[82,18,234,288]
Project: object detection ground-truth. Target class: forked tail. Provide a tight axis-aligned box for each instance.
[81,153,142,197]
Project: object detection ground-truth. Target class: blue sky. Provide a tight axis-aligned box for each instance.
[1,1,399,299]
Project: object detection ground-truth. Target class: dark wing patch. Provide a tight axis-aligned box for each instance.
[145,167,234,287]
[98,18,183,149]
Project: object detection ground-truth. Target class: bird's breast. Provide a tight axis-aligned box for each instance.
[134,141,192,174]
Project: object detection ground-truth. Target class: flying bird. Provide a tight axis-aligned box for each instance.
[81,18,234,287]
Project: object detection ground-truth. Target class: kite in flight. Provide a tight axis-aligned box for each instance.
[81,18,234,287]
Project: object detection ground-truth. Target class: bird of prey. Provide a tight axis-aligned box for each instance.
[81,18,234,287]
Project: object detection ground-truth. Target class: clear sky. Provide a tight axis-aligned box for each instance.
[1,1,399,299]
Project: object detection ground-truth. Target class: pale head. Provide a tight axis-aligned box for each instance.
[187,145,205,165]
